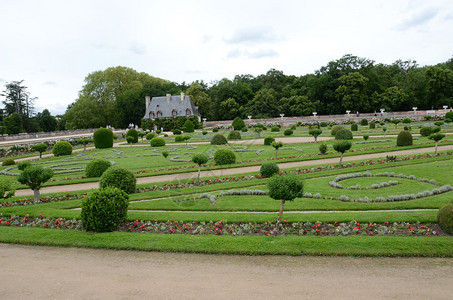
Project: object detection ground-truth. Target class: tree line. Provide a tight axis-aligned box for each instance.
[2,54,453,132]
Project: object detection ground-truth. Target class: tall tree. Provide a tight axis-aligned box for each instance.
[335,72,370,112]
[185,82,212,120]
[36,109,57,132]
[245,88,278,118]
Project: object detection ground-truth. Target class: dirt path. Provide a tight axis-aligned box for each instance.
[14,144,453,196]
[0,244,451,299]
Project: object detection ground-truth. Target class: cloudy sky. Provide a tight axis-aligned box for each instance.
[1,0,452,115]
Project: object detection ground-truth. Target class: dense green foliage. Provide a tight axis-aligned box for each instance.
[145,133,156,140]
[99,166,136,194]
[360,119,368,126]
[30,143,48,158]
[17,165,53,203]
[284,128,293,136]
[17,161,31,171]
[126,129,139,143]
[183,119,195,133]
[319,143,328,154]
[260,162,280,177]
[271,126,280,132]
[211,134,228,145]
[175,135,185,142]
[93,128,114,149]
[335,128,353,140]
[85,159,112,178]
[232,117,246,130]
[331,125,344,136]
[52,141,73,156]
[333,140,352,154]
[0,179,14,199]
[437,204,453,235]
[81,187,129,232]
[396,131,413,146]
[268,175,304,201]
[420,127,432,136]
[369,122,375,129]
[214,149,236,165]
[227,130,242,140]
[150,137,166,147]
[446,111,453,121]
[264,136,275,145]
[2,158,15,166]
[351,123,358,131]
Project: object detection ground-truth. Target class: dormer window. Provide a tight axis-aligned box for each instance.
[172,109,177,117]
[149,111,154,118]
[186,108,191,116]
[157,111,162,118]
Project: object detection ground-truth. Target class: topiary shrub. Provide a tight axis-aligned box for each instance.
[126,129,138,143]
[446,111,453,122]
[94,128,114,149]
[172,129,182,135]
[271,126,280,132]
[319,143,328,154]
[420,127,432,136]
[369,122,376,129]
[211,134,227,145]
[360,119,368,126]
[31,143,48,158]
[150,137,166,147]
[175,135,185,142]
[183,119,195,133]
[227,130,242,140]
[18,161,31,171]
[85,158,112,178]
[264,136,275,145]
[2,158,15,166]
[431,126,441,133]
[320,121,328,127]
[81,187,129,232]
[232,117,246,131]
[335,128,353,140]
[284,129,293,136]
[52,141,73,156]
[145,133,156,140]
[350,123,358,131]
[202,130,208,135]
[331,125,344,136]
[402,117,411,124]
[241,127,248,132]
[396,130,413,146]
[260,162,280,177]
[268,175,304,227]
[214,149,236,165]
[212,127,219,132]
[99,166,136,194]
[438,204,453,235]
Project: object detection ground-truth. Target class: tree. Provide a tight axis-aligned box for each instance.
[333,140,352,167]
[218,98,241,120]
[186,82,212,120]
[335,72,370,112]
[245,88,278,118]
[77,138,91,151]
[162,150,169,168]
[0,179,15,200]
[363,134,369,145]
[192,154,209,184]
[36,109,57,132]
[17,165,54,204]
[267,175,303,229]
[3,112,22,134]
[308,129,322,142]
[428,133,445,155]
[31,143,48,159]
[279,95,317,116]
[391,119,401,128]
[1,80,36,132]
[271,141,283,159]
[382,127,387,138]
[65,96,104,129]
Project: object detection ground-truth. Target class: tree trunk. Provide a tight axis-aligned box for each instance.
[197,165,201,185]
[275,199,286,229]
[314,136,318,143]
[275,150,278,160]
[39,152,42,159]
[33,189,40,204]
[83,144,87,152]
[435,142,438,155]
[339,153,344,167]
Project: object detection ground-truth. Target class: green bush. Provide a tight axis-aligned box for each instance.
[212,127,219,132]
[99,166,136,194]
[227,130,242,140]
[264,136,275,145]
[268,175,304,201]
[431,126,441,133]
[94,128,114,149]
[211,134,227,145]
[330,125,344,136]
[369,122,376,129]
[271,126,280,132]
[81,187,129,233]
[172,129,182,135]
[202,130,208,135]
[52,141,73,156]
[438,204,453,235]
[445,111,453,122]
[402,117,411,124]
[2,158,15,166]
[283,129,293,136]
[335,128,353,140]
[350,123,358,131]
[434,121,444,126]
[396,130,413,146]
[183,120,195,133]
[241,127,248,132]
[126,129,138,143]
[31,143,48,157]
[260,162,280,177]
[145,133,156,140]
[319,143,328,154]
[320,122,328,127]
[85,158,112,178]
[214,149,236,165]
[126,136,135,144]
[18,161,31,171]
[420,127,432,136]
[175,135,185,142]
[232,117,246,131]
[360,119,368,126]
[424,116,432,121]
[150,137,166,147]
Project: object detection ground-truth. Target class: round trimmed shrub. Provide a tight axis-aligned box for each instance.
[431,126,441,133]
[369,122,376,129]
[175,135,185,142]
[94,128,114,149]
[335,128,353,140]
[446,111,453,122]
[232,117,246,131]
[350,123,358,131]
[2,158,15,166]
[183,119,194,133]
[264,136,275,145]
[284,129,293,136]
[211,134,227,145]
[85,158,112,178]
[360,119,368,126]
[145,133,156,140]
[81,187,129,232]
[150,137,166,147]
[126,129,138,143]
[402,117,411,124]
[271,126,280,132]
[420,127,432,136]
[241,127,248,132]
[99,166,136,194]
[404,126,411,131]
[52,141,73,156]
[396,130,413,146]
[214,149,236,165]
[202,130,208,135]
[212,127,219,132]
[172,129,182,135]
[331,125,344,136]
[438,204,453,235]
[126,136,135,144]
[260,162,280,177]
[227,131,242,140]
[18,161,31,171]
[319,143,328,154]
[320,121,328,127]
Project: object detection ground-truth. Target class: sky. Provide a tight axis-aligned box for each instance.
[0,0,452,115]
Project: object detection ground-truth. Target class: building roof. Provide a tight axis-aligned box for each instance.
[143,94,199,119]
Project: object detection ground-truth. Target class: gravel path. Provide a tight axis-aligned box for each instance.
[13,144,453,196]
[1,243,452,299]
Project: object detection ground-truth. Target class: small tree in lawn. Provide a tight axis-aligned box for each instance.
[428,133,446,155]
[391,119,401,128]
[162,150,169,168]
[308,129,322,142]
[271,141,283,159]
[333,140,352,167]
[382,127,387,138]
[268,175,303,229]
[255,127,262,137]
[77,138,91,152]
[138,132,146,141]
[183,135,191,145]
[31,143,48,159]
[192,154,209,184]
[18,165,54,204]
[363,134,369,145]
